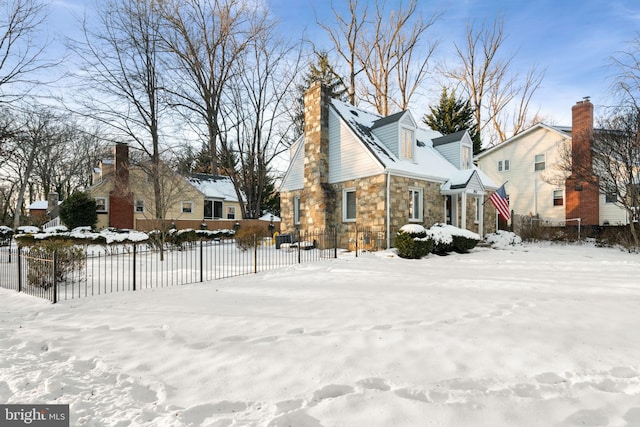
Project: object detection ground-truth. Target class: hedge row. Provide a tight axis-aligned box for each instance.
[394,223,481,259]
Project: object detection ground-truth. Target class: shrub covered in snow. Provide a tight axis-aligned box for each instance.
[427,223,481,254]
[395,224,433,259]
[0,225,13,246]
[485,230,522,249]
[15,227,149,246]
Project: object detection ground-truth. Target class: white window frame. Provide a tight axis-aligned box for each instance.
[181,201,194,214]
[605,190,617,204]
[134,199,145,213]
[400,128,414,160]
[461,145,471,169]
[408,187,423,222]
[226,206,236,220]
[497,160,503,172]
[343,188,356,222]
[553,189,563,206]
[293,196,300,225]
[95,197,107,213]
[534,154,546,171]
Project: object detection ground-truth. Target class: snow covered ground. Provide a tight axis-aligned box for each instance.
[1,238,640,426]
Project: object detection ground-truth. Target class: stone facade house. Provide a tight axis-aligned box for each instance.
[87,144,244,231]
[476,99,630,228]
[279,83,498,249]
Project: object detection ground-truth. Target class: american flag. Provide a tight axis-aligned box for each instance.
[490,184,511,221]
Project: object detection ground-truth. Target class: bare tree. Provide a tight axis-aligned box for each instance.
[592,110,640,246]
[443,17,544,149]
[159,0,269,176]
[320,0,439,115]
[611,33,640,108]
[0,0,55,102]
[317,0,367,106]
[4,106,62,228]
[358,0,439,115]
[73,0,168,221]
[222,24,302,218]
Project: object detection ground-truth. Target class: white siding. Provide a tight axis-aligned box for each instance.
[329,109,384,182]
[599,195,628,225]
[279,141,305,191]
[371,123,398,155]
[400,113,415,127]
[434,142,460,169]
[477,127,569,222]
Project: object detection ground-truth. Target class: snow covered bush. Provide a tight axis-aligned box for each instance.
[427,223,481,254]
[485,230,522,248]
[394,224,433,259]
[0,225,12,246]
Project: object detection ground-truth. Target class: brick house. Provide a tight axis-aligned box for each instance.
[279,83,498,249]
[87,144,244,231]
[476,99,630,228]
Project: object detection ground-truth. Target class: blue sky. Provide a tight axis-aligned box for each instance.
[46,0,640,126]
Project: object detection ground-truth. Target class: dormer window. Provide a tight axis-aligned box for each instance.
[462,146,471,169]
[401,128,414,160]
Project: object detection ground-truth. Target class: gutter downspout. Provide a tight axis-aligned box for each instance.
[386,170,391,249]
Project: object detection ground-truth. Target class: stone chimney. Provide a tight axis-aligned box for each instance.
[565,99,599,226]
[302,82,335,230]
[109,143,134,229]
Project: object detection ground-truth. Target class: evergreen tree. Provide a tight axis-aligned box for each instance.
[424,88,482,154]
[293,51,346,136]
[59,192,97,230]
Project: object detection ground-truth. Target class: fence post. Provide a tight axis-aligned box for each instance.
[334,227,338,259]
[132,244,137,291]
[355,227,359,258]
[200,240,203,282]
[254,234,258,274]
[8,246,11,263]
[17,246,22,293]
[297,230,301,264]
[52,250,58,304]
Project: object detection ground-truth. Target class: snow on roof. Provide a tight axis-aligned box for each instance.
[186,174,241,202]
[28,201,49,210]
[259,213,281,222]
[329,99,489,184]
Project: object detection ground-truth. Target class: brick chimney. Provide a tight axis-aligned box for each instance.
[302,82,335,230]
[109,143,134,229]
[565,99,599,226]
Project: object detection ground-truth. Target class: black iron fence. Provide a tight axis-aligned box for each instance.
[0,229,339,304]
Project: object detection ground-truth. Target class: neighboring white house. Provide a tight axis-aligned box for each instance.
[476,99,629,227]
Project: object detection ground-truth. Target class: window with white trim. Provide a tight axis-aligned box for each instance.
[408,187,423,221]
[534,154,546,171]
[226,206,236,219]
[553,190,563,206]
[181,201,193,214]
[605,190,617,204]
[498,159,510,172]
[294,196,300,225]
[95,197,107,212]
[475,196,481,222]
[343,188,356,222]
[135,199,145,213]
[400,128,414,160]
